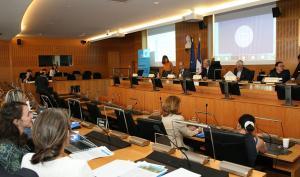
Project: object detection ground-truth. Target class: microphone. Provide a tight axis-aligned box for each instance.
[153,125,192,169]
[205,104,208,124]
[159,97,163,110]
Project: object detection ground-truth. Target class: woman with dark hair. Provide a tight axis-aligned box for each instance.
[161,55,173,77]
[0,102,33,174]
[237,114,267,154]
[21,109,93,177]
[269,61,291,83]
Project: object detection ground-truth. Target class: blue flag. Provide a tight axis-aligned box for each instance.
[189,39,196,73]
[196,39,202,73]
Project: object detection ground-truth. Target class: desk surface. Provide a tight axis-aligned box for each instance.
[76,125,266,177]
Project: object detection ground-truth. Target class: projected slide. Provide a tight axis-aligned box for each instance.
[214,12,276,65]
[147,25,176,67]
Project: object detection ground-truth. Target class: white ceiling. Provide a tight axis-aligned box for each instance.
[1,0,276,40]
[20,0,234,39]
[0,0,32,40]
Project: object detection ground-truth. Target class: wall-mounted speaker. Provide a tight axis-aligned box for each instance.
[17,39,22,45]
[199,21,207,30]
[80,40,87,45]
[272,7,281,18]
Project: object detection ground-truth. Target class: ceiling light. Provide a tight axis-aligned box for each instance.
[183,12,203,22]
[153,2,159,5]
[194,0,277,16]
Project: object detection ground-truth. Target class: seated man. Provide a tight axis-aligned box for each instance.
[234,60,253,81]
[200,59,215,80]
[269,61,290,83]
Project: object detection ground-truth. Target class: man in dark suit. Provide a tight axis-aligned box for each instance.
[234,60,253,81]
[269,61,290,83]
[35,68,50,95]
[201,59,215,80]
[292,54,300,79]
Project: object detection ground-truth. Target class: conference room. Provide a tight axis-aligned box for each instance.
[0,0,300,177]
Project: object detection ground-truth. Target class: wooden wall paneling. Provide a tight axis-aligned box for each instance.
[283,108,300,138]
[175,21,208,74]
[194,98,216,125]
[108,51,120,77]
[0,40,11,82]
[256,105,285,137]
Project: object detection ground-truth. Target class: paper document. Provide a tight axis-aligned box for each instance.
[69,146,113,161]
[93,160,136,177]
[162,168,201,177]
[93,160,168,177]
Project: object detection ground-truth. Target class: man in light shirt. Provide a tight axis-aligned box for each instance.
[233,60,252,81]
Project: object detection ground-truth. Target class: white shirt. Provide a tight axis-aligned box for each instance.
[21,153,93,177]
[162,114,198,148]
[49,69,55,77]
[237,70,242,78]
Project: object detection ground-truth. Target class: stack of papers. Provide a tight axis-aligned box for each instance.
[69,146,113,161]
[93,160,167,177]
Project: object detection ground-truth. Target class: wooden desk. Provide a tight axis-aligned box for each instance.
[21,79,111,101]
[77,126,266,177]
[107,81,300,139]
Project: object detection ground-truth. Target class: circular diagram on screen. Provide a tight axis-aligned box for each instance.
[234,25,253,48]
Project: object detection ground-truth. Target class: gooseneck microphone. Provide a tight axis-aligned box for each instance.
[153,125,192,169]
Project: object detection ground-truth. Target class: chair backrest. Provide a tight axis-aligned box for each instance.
[84,71,92,76]
[67,74,76,80]
[114,109,137,136]
[82,72,91,80]
[67,98,83,120]
[204,128,256,167]
[72,70,81,75]
[40,94,53,108]
[249,70,255,81]
[136,118,168,142]
[19,72,26,81]
[86,102,102,124]
[93,72,102,79]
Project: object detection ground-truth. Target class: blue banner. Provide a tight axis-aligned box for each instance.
[138,49,151,77]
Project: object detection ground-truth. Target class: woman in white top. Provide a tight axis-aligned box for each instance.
[21,109,93,177]
[161,96,201,148]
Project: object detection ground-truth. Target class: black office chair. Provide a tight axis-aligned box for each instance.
[86,102,103,124]
[82,71,92,80]
[40,94,54,108]
[93,72,102,79]
[54,72,63,77]
[249,70,255,81]
[204,128,257,167]
[136,118,168,142]
[19,72,26,82]
[67,98,83,120]
[72,71,81,75]
[67,74,76,80]
[114,109,137,136]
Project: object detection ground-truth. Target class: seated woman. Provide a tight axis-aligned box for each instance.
[4,89,29,104]
[0,102,33,174]
[161,96,201,148]
[21,108,93,177]
[237,114,267,165]
[161,55,173,77]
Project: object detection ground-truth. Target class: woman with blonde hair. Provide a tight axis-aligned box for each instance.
[21,109,93,177]
[161,96,201,148]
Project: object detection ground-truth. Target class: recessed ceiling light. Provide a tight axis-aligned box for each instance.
[153,1,159,5]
